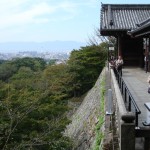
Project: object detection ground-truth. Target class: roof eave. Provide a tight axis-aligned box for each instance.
[128,23,150,37]
[100,29,129,36]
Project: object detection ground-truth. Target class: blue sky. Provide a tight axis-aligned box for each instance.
[0,0,149,43]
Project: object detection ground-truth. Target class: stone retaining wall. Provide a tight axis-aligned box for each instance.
[64,68,106,150]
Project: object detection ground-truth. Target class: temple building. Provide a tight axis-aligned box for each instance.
[100,4,150,68]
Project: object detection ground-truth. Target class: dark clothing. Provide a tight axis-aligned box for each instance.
[117,64,123,76]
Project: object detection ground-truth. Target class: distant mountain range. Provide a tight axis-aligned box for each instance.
[0,41,87,53]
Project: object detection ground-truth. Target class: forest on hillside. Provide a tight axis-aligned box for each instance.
[0,44,107,150]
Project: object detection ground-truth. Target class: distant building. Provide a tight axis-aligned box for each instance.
[55,59,67,65]
[0,51,69,61]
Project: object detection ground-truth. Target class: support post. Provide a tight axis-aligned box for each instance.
[145,138,150,150]
[106,89,113,115]
[128,96,131,111]
[121,113,135,150]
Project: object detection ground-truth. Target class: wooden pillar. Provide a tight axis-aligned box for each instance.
[118,36,122,57]
[146,38,150,72]
[115,38,118,59]
[148,37,150,72]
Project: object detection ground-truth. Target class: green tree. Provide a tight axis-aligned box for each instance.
[68,44,107,96]
[0,62,17,81]
[0,44,107,149]
[12,57,46,71]
[43,64,72,99]
[0,59,72,150]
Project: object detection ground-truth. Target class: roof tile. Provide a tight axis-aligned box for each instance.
[100,4,150,33]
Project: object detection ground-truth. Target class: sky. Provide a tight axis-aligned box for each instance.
[0,0,149,44]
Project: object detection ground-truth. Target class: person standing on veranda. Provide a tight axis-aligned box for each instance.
[144,55,149,73]
[116,56,123,76]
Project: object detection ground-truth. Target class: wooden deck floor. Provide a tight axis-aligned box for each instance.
[122,67,150,127]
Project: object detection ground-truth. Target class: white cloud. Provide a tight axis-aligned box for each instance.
[0,0,99,42]
[0,0,29,13]
[0,2,58,29]
[0,0,98,29]
[0,1,80,29]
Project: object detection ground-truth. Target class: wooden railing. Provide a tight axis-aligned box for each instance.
[114,68,141,127]
[110,68,135,150]
[110,67,150,150]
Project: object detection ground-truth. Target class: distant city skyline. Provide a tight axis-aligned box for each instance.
[0,50,70,61]
[0,41,86,53]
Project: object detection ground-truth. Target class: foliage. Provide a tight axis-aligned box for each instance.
[0,62,17,81]
[0,57,46,82]
[0,43,107,149]
[67,44,107,96]
[43,64,72,99]
[48,59,58,65]
[0,58,72,150]
[0,60,6,64]
[11,57,46,71]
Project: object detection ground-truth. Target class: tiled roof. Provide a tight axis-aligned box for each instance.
[100,4,150,35]
[138,17,150,26]
[128,17,150,37]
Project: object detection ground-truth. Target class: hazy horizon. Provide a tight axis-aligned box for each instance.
[0,0,149,53]
[0,40,87,54]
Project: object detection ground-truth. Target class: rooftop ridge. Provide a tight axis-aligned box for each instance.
[102,4,150,9]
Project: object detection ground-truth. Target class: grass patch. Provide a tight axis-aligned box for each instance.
[92,76,105,150]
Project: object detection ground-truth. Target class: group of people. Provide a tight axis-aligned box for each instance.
[109,55,150,94]
[109,55,124,76]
